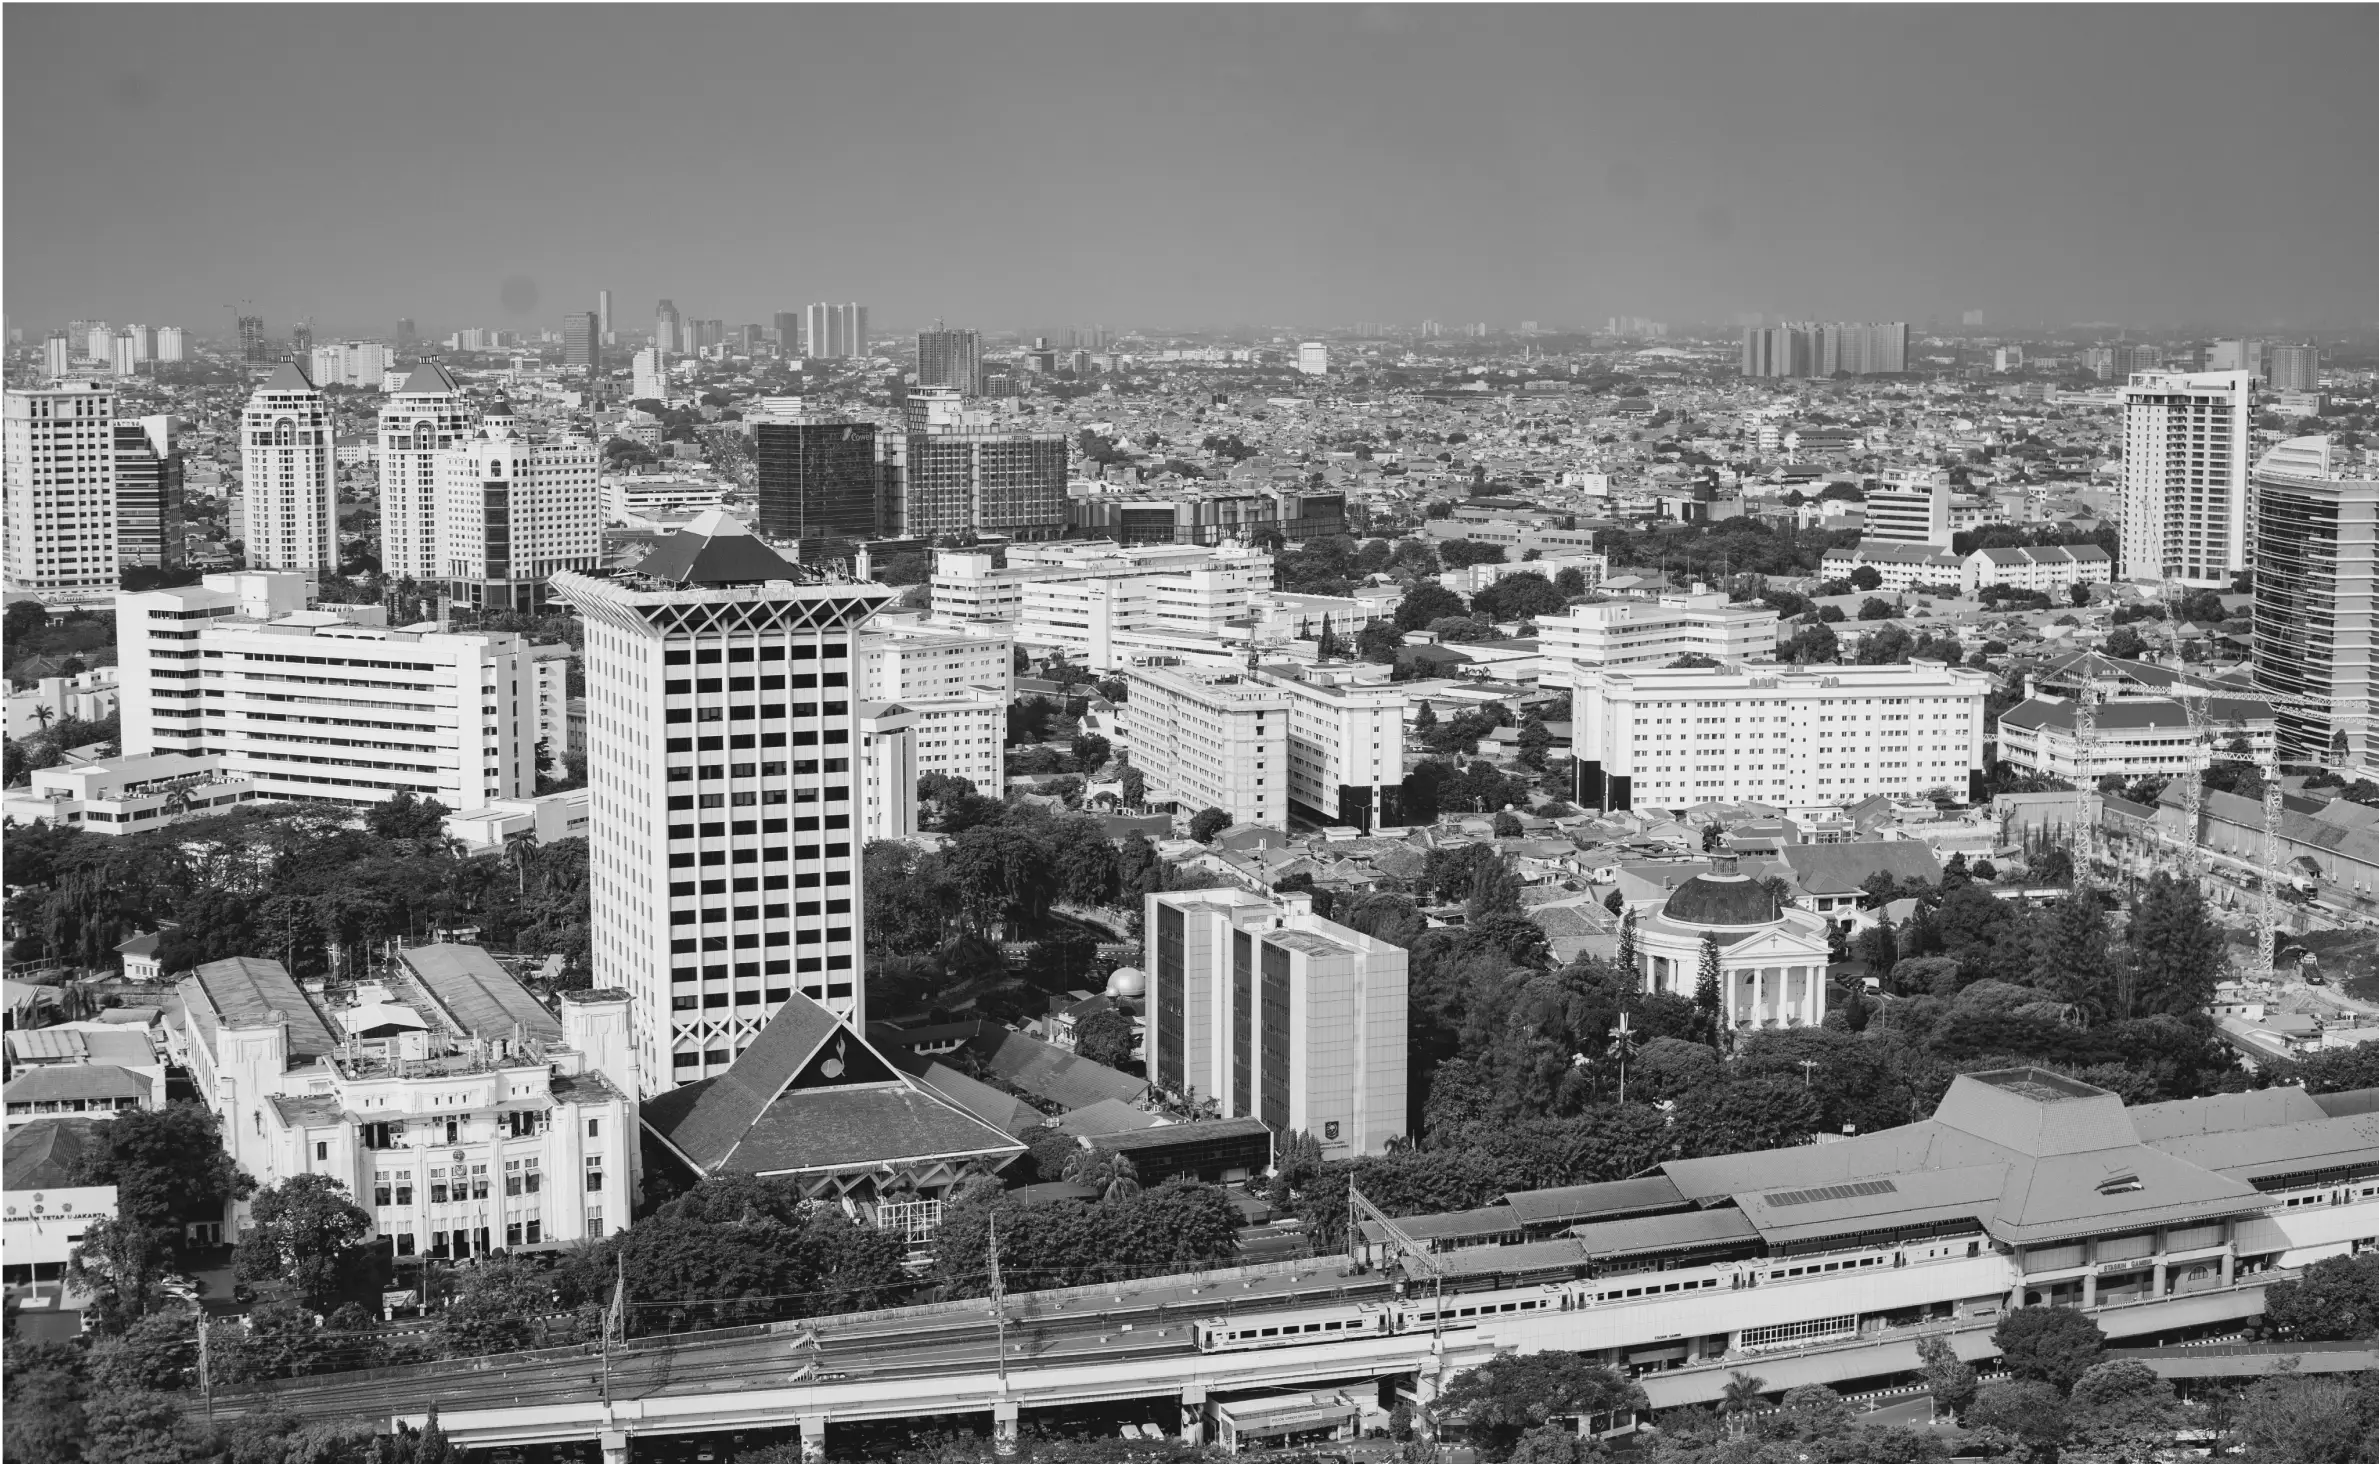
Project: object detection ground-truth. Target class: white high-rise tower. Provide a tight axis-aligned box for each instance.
[2118,369,2255,586]
[554,513,894,1095]
[239,362,338,573]
[5,381,118,591]
[377,361,477,581]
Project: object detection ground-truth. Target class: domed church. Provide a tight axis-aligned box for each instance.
[1628,854,1831,1030]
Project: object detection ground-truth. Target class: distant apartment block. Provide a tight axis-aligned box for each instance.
[1819,541,1967,593]
[1069,484,1346,546]
[1247,664,1409,832]
[1118,666,1288,827]
[2119,370,2254,585]
[1537,587,1780,690]
[930,540,1273,627]
[5,381,118,592]
[882,388,1066,540]
[1962,544,2112,596]
[1741,322,1908,377]
[914,327,980,393]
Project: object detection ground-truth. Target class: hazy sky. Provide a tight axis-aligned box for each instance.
[9,6,2376,339]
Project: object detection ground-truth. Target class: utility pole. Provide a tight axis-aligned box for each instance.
[198,1314,214,1422]
[987,1212,1008,1390]
[602,1249,623,1408]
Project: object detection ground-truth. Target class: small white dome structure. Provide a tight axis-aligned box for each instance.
[1104,966,1147,1000]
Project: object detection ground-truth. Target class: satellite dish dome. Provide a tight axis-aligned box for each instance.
[1105,966,1147,999]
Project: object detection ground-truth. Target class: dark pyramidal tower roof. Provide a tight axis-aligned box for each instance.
[632,509,803,588]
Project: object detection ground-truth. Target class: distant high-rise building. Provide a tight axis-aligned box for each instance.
[155,327,185,364]
[2118,370,2254,587]
[110,332,139,377]
[2253,435,2379,771]
[1961,309,1987,327]
[42,334,71,379]
[5,381,118,591]
[1297,342,1329,377]
[1741,322,1908,378]
[396,318,419,353]
[564,312,600,372]
[632,347,667,403]
[238,315,266,363]
[802,303,867,360]
[123,324,156,362]
[772,312,801,353]
[2207,339,2264,376]
[291,321,313,359]
[915,327,982,395]
[88,323,114,362]
[240,361,337,571]
[883,387,1066,540]
[2267,340,2320,394]
[378,361,476,582]
[113,416,184,572]
[596,290,613,340]
[752,399,879,556]
[654,299,682,356]
[552,513,896,1091]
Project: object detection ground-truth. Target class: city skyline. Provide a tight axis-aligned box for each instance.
[9,7,2378,336]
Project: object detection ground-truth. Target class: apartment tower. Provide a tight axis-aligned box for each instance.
[915,327,982,395]
[553,512,895,1095]
[434,403,603,611]
[4,381,118,591]
[2252,436,2379,771]
[377,362,477,582]
[2117,370,2255,585]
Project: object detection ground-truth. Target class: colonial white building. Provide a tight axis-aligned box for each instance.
[240,362,338,573]
[1627,864,1831,1032]
[168,949,635,1257]
[1573,663,1991,818]
[4,381,118,593]
[555,510,894,1094]
[1117,665,1289,827]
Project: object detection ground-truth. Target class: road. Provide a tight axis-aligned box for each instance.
[212,1258,1392,1424]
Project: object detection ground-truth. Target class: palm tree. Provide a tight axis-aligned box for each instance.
[1719,1372,1766,1439]
[1604,1013,1639,1104]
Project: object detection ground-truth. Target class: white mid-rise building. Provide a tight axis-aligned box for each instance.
[1961,544,2114,595]
[902,688,1005,793]
[632,347,668,403]
[1572,662,1991,817]
[1296,342,1329,377]
[4,381,117,592]
[526,642,573,776]
[156,327,186,364]
[858,616,1015,702]
[2119,370,2255,586]
[115,576,537,808]
[1247,665,1408,831]
[1118,665,1288,827]
[240,361,338,572]
[377,362,477,582]
[435,410,602,611]
[554,511,894,1094]
[1023,559,1272,671]
[858,702,919,842]
[1537,586,1780,690]
[929,540,1271,627]
[1146,886,1405,1158]
[1861,469,1954,548]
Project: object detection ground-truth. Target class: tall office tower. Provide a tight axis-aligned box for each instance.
[2267,340,2320,394]
[433,407,602,612]
[654,299,682,356]
[772,312,801,353]
[2117,370,2255,586]
[396,318,419,353]
[155,326,185,364]
[563,312,600,372]
[240,361,337,572]
[376,362,476,581]
[113,416,184,571]
[1297,342,1329,376]
[886,388,1067,540]
[753,399,879,555]
[42,334,72,380]
[552,512,896,1093]
[4,382,118,592]
[238,315,266,363]
[2253,436,2379,771]
[596,290,613,340]
[1144,886,1408,1157]
[914,327,982,394]
[631,347,667,402]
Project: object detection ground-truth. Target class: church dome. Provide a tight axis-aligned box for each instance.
[1661,873,1781,927]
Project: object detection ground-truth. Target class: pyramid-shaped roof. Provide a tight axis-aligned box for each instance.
[262,360,317,393]
[632,508,801,587]
[394,361,462,395]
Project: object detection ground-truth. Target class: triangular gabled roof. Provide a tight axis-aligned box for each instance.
[394,361,462,395]
[641,992,849,1170]
[632,509,801,587]
[263,360,317,393]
